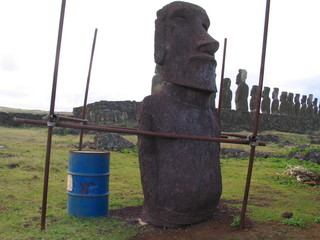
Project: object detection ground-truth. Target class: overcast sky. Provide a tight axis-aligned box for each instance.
[1,0,319,111]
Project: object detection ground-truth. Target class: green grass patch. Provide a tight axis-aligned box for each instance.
[0,127,319,239]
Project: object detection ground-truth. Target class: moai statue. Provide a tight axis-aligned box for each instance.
[249,85,258,112]
[279,91,288,114]
[235,69,249,111]
[151,65,163,95]
[300,95,307,115]
[261,87,271,114]
[138,2,221,227]
[313,98,318,116]
[294,94,301,116]
[287,93,294,115]
[271,88,279,114]
[307,94,313,116]
[221,78,232,109]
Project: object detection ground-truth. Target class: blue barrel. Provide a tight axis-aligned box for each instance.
[67,151,110,217]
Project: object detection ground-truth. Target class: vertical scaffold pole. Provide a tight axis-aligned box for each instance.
[217,38,227,117]
[79,28,98,151]
[40,0,66,231]
[239,0,271,229]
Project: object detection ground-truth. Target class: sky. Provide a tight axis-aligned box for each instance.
[1,0,319,112]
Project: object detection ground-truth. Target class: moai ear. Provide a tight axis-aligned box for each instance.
[154,16,167,65]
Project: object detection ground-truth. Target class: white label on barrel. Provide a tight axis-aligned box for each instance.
[67,174,73,191]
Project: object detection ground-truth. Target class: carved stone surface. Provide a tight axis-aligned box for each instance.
[221,78,232,109]
[279,91,288,114]
[287,93,294,116]
[261,87,271,114]
[313,98,318,116]
[235,69,249,111]
[294,94,301,116]
[300,95,307,115]
[138,1,221,227]
[250,85,258,112]
[271,88,279,114]
[307,94,313,116]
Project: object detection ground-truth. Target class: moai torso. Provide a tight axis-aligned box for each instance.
[138,2,221,227]
[300,95,307,115]
[261,87,271,114]
[250,85,258,112]
[307,94,313,116]
[221,78,232,109]
[271,88,279,114]
[235,69,249,111]
[279,92,288,114]
[294,94,301,116]
[287,93,294,115]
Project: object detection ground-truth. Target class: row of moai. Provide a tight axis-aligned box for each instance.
[221,69,319,117]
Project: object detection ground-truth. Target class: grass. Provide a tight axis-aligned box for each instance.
[0,127,319,239]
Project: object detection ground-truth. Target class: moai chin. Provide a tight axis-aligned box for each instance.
[271,88,279,114]
[261,87,271,114]
[138,1,221,227]
[250,85,258,112]
[235,69,249,111]
[221,78,232,109]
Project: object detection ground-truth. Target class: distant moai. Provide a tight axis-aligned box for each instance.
[279,91,288,114]
[313,98,318,116]
[287,93,294,115]
[271,88,279,114]
[300,95,307,115]
[235,69,249,111]
[249,85,258,112]
[151,65,163,95]
[221,78,232,109]
[261,87,271,114]
[307,94,313,116]
[294,94,301,116]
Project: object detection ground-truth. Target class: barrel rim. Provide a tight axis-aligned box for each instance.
[69,150,110,154]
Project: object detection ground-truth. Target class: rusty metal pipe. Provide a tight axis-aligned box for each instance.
[57,115,88,123]
[79,28,98,151]
[217,38,227,117]
[40,0,66,231]
[13,118,266,146]
[239,0,271,229]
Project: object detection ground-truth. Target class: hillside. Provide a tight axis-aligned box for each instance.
[0,106,72,116]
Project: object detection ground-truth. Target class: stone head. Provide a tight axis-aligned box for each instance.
[236,69,247,85]
[223,78,231,88]
[155,1,219,92]
[307,94,313,104]
[272,88,279,99]
[250,85,258,96]
[313,98,318,106]
[301,95,307,104]
[262,87,270,97]
[287,93,294,102]
[280,91,287,101]
[294,94,300,103]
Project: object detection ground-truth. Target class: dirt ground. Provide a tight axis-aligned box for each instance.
[109,200,320,240]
